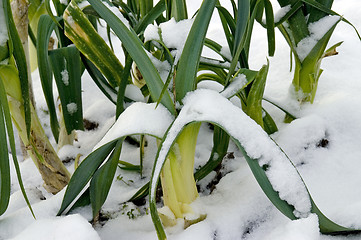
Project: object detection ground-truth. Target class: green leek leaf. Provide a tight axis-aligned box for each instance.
[58,140,118,215]
[0,84,11,216]
[37,14,60,140]
[246,62,269,128]
[64,1,123,89]
[90,139,124,219]
[174,0,217,103]
[49,46,84,134]
[3,0,31,137]
[301,0,361,40]
[263,0,275,56]
[0,72,34,217]
[170,0,187,21]
[134,0,166,34]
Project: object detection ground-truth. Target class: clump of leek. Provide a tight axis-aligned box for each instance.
[0,0,70,193]
[0,62,71,193]
[276,0,351,103]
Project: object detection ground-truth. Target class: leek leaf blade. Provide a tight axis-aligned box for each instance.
[174,0,217,103]
[90,139,124,219]
[37,15,60,140]
[49,46,84,134]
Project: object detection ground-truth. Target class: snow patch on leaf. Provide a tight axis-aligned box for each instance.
[67,103,77,115]
[95,102,174,149]
[144,18,194,64]
[296,15,340,62]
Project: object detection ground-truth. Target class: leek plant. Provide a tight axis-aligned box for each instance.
[275,0,360,103]
[1,0,71,194]
[0,0,34,217]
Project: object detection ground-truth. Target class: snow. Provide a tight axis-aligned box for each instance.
[125,84,145,102]
[60,0,68,5]
[274,5,291,23]
[296,15,341,62]
[9,214,100,240]
[2,0,361,240]
[94,102,174,149]
[221,74,248,98]
[0,0,8,46]
[61,70,69,86]
[67,102,77,114]
[144,18,194,64]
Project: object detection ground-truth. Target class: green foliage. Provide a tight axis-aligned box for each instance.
[174,0,216,103]
[37,14,60,140]
[49,46,84,134]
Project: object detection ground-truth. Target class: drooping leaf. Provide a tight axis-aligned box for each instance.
[37,14,60,140]
[300,0,361,40]
[59,102,174,215]
[149,89,361,239]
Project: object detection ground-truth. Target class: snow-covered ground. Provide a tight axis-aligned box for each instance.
[2,0,361,239]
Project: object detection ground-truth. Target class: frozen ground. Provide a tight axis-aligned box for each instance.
[1,0,361,239]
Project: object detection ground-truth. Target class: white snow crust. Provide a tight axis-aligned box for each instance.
[95,102,174,149]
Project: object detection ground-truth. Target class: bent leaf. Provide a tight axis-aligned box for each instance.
[37,14,60,140]
[149,89,361,239]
